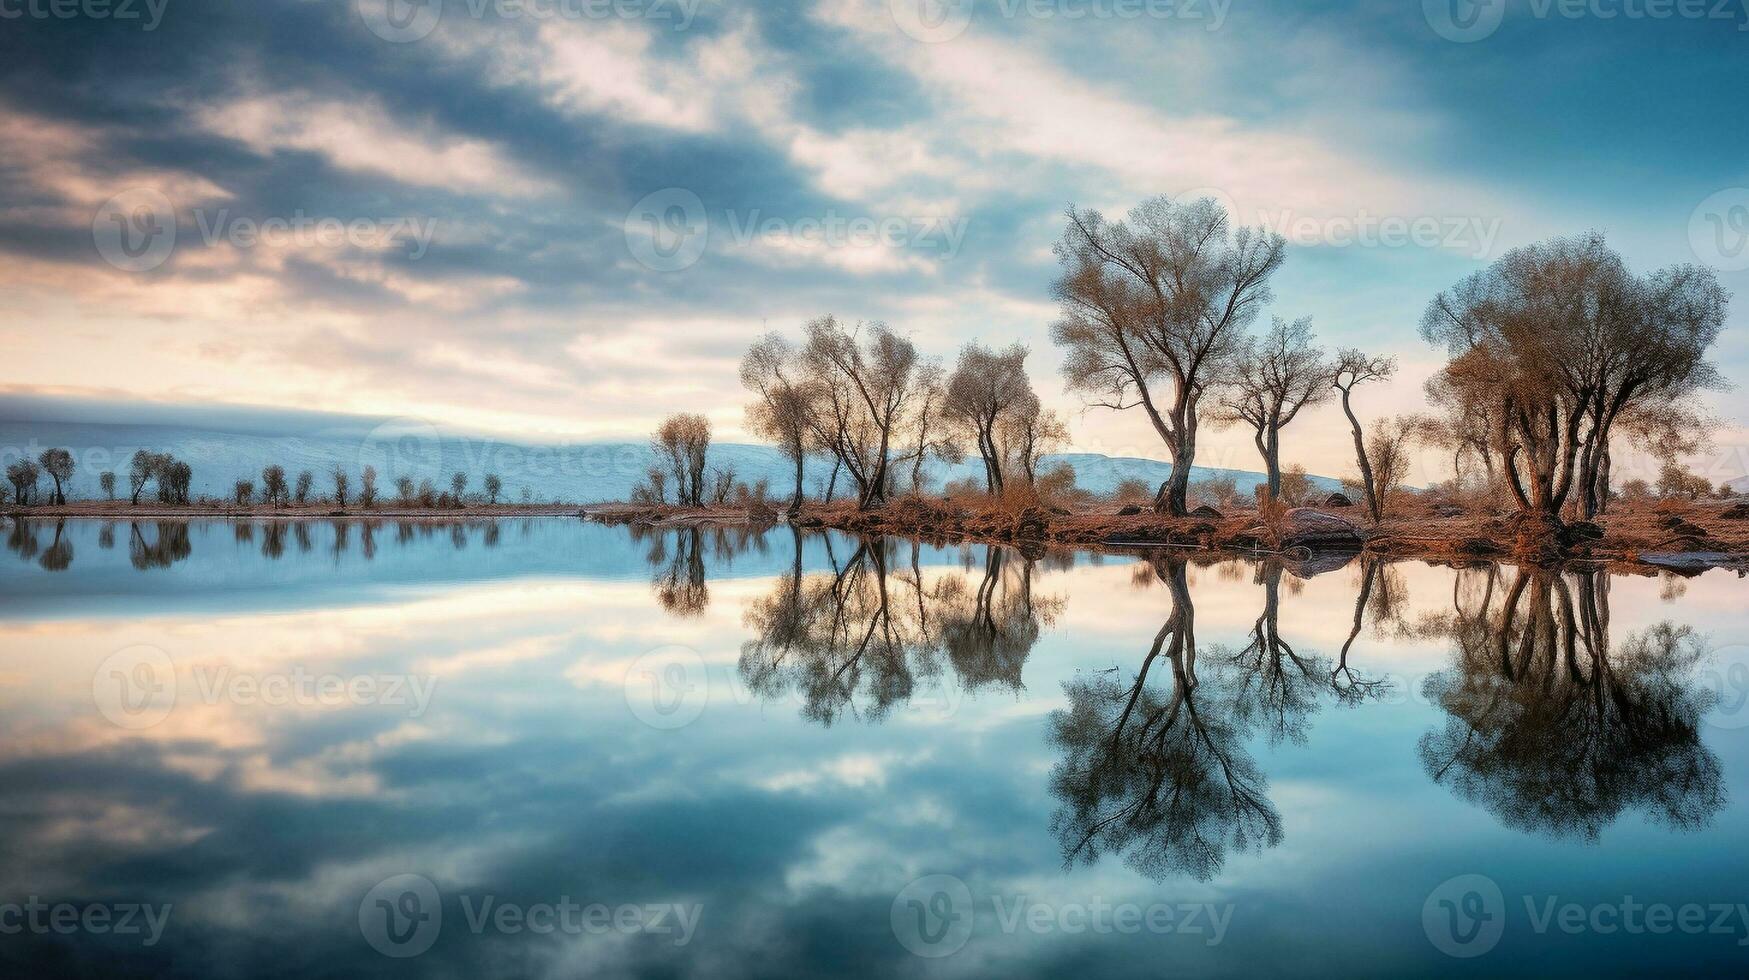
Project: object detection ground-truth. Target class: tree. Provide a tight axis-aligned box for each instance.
[160,458,192,505]
[450,471,466,504]
[742,333,814,512]
[233,479,254,504]
[1217,317,1330,500]
[1053,196,1286,514]
[1001,394,1069,487]
[1362,416,1423,518]
[798,316,925,509]
[485,473,502,504]
[261,465,288,506]
[332,467,349,508]
[360,465,378,508]
[903,360,961,495]
[127,450,158,505]
[6,459,40,506]
[99,471,116,500]
[1332,349,1396,521]
[1421,233,1727,523]
[295,470,314,505]
[1656,462,1712,500]
[38,448,74,505]
[395,475,415,504]
[944,343,1032,494]
[654,413,711,507]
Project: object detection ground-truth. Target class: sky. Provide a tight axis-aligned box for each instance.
[2,0,1747,488]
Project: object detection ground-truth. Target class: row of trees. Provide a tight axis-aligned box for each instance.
[736,316,1067,511]
[5,448,76,506]
[1049,197,1730,522]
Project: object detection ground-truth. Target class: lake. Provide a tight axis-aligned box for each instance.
[1,517,1746,977]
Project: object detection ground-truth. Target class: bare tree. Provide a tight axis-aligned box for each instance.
[99,471,116,500]
[799,316,924,509]
[261,465,288,506]
[450,471,466,504]
[903,360,962,495]
[127,450,158,505]
[742,333,814,512]
[1421,233,1726,523]
[1216,317,1330,500]
[7,459,40,506]
[295,470,314,504]
[38,448,74,505]
[944,343,1032,494]
[1053,196,1286,514]
[1332,349,1396,521]
[1001,394,1070,487]
[234,479,254,505]
[360,465,378,508]
[485,473,502,504]
[395,475,415,504]
[332,467,349,508]
[654,414,711,507]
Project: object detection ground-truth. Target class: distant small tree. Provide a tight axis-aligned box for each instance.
[360,465,378,508]
[100,471,117,500]
[332,467,349,508]
[1656,462,1712,500]
[38,448,75,505]
[417,479,437,508]
[261,465,288,506]
[395,475,415,504]
[234,479,255,505]
[294,470,314,504]
[1618,478,1653,502]
[654,414,711,507]
[451,472,467,505]
[127,450,157,505]
[484,474,502,504]
[1112,478,1153,505]
[7,459,41,506]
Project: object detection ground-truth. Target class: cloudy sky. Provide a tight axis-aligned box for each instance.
[2,0,1746,484]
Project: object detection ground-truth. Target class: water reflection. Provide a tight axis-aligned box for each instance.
[738,529,1062,725]
[128,521,191,570]
[1418,566,1725,841]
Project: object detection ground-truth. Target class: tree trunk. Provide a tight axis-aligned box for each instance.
[1339,387,1379,521]
[791,451,806,513]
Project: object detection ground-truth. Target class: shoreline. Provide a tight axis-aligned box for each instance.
[9,498,1749,574]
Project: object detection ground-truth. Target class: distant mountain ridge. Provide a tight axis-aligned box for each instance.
[0,418,1340,503]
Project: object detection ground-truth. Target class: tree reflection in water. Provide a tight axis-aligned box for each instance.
[738,529,1062,726]
[1418,566,1724,841]
[128,521,191,570]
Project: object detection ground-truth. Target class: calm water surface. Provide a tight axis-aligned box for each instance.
[2,517,1747,978]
